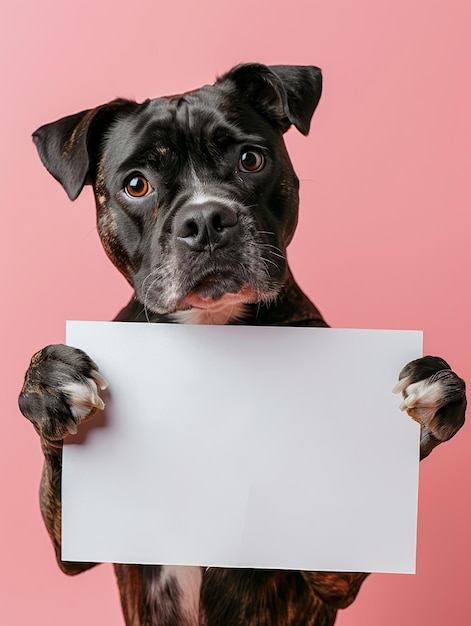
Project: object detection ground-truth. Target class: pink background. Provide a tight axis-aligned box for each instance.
[1,1,469,624]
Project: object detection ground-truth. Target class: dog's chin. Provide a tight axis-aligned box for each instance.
[168,275,262,325]
[177,281,258,312]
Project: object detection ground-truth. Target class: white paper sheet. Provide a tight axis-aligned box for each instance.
[63,322,422,573]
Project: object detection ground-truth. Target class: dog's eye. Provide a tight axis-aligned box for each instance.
[124,175,151,198]
[239,150,265,173]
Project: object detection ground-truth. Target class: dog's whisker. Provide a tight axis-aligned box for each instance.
[260,256,281,272]
[141,267,160,294]
[298,177,322,186]
[142,272,163,324]
[261,243,284,252]
[268,252,286,261]
[260,244,286,261]
[264,258,280,271]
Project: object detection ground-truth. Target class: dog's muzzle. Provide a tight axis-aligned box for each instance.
[134,194,284,316]
[171,200,257,309]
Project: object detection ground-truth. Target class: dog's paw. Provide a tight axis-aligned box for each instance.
[18,344,108,446]
[393,356,466,458]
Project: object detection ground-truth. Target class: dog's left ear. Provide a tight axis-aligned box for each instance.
[32,98,138,201]
[216,63,322,135]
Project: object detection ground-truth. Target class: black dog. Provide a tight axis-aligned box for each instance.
[19,63,466,626]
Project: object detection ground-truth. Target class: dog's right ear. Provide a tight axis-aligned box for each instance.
[216,63,322,136]
[32,99,137,200]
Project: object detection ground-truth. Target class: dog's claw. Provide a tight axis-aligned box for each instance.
[93,395,106,411]
[91,370,108,391]
[65,418,78,436]
[392,377,411,395]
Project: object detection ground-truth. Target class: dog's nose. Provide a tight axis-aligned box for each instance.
[175,202,239,252]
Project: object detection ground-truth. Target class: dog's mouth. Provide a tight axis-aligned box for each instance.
[177,273,258,311]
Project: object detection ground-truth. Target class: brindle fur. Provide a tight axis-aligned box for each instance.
[19,63,466,625]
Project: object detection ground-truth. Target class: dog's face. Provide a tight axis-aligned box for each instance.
[33,64,322,320]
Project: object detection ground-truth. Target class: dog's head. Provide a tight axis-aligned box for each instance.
[33,63,322,322]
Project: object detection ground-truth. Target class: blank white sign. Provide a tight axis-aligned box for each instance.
[63,322,422,573]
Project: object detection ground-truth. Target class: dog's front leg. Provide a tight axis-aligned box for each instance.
[393,356,466,459]
[19,344,107,574]
[36,439,98,574]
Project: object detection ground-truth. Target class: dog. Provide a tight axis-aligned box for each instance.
[19,63,466,626]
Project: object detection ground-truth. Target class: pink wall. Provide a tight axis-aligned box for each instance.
[1,1,469,624]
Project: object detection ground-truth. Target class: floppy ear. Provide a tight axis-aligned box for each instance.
[32,98,137,200]
[216,63,322,135]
